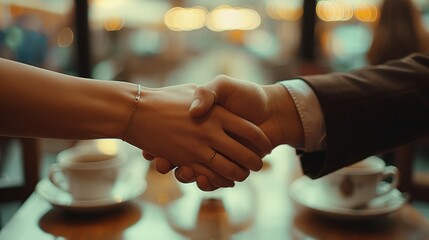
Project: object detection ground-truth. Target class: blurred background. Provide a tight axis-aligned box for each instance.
[2,0,428,86]
[1,0,429,227]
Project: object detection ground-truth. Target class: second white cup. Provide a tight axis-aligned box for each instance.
[314,156,399,209]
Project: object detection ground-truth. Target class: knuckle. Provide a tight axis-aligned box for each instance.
[193,86,206,96]
[214,75,232,86]
[214,75,228,81]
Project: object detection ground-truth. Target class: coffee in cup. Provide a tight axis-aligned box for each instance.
[315,156,399,208]
[48,145,126,200]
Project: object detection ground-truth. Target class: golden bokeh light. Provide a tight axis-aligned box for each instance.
[355,2,379,22]
[316,0,378,23]
[164,7,207,31]
[316,0,353,22]
[57,27,74,48]
[103,17,125,31]
[206,5,261,32]
[266,0,303,21]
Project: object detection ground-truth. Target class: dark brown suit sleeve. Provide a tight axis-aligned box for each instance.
[297,52,429,178]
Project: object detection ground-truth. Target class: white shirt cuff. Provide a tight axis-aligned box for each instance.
[280,79,326,152]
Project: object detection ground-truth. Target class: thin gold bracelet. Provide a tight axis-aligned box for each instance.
[123,84,141,141]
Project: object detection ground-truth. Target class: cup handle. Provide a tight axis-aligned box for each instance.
[376,165,399,197]
[48,164,67,191]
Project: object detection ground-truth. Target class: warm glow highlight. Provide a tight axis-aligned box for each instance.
[316,0,378,22]
[92,0,125,9]
[206,5,261,32]
[164,7,207,31]
[96,139,118,155]
[57,27,74,48]
[90,0,169,28]
[316,0,353,22]
[355,3,379,22]
[266,0,303,21]
[103,17,125,31]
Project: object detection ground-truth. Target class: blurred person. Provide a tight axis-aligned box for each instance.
[367,0,429,164]
[146,53,429,190]
[0,14,48,67]
[0,57,273,191]
[367,0,429,65]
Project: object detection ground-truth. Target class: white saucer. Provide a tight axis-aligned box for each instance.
[36,173,146,212]
[289,176,408,220]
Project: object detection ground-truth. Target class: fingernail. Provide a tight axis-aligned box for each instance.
[179,171,190,182]
[189,98,200,110]
[178,170,185,180]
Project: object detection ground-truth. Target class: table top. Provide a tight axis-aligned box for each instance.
[1,145,429,240]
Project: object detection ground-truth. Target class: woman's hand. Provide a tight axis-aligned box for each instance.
[128,83,272,190]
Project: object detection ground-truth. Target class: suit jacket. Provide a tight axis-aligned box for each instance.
[299,52,429,178]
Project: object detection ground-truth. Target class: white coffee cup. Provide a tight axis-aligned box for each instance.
[315,156,399,209]
[48,145,126,200]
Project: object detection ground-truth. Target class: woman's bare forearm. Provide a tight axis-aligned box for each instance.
[0,58,135,139]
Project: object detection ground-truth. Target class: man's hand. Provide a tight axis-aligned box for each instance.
[144,75,304,190]
[190,75,302,146]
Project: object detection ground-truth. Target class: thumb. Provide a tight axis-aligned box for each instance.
[189,86,216,117]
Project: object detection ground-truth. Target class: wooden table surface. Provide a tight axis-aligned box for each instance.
[1,146,429,240]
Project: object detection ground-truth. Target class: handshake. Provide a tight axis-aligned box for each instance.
[127,75,304,191]
[3,54,426,192]
[0,58,305,192]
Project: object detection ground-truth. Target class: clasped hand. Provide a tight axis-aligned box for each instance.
[127,80,276,190]
[140,75,302,191]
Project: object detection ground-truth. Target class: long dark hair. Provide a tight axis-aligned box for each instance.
[367,0,429,65]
